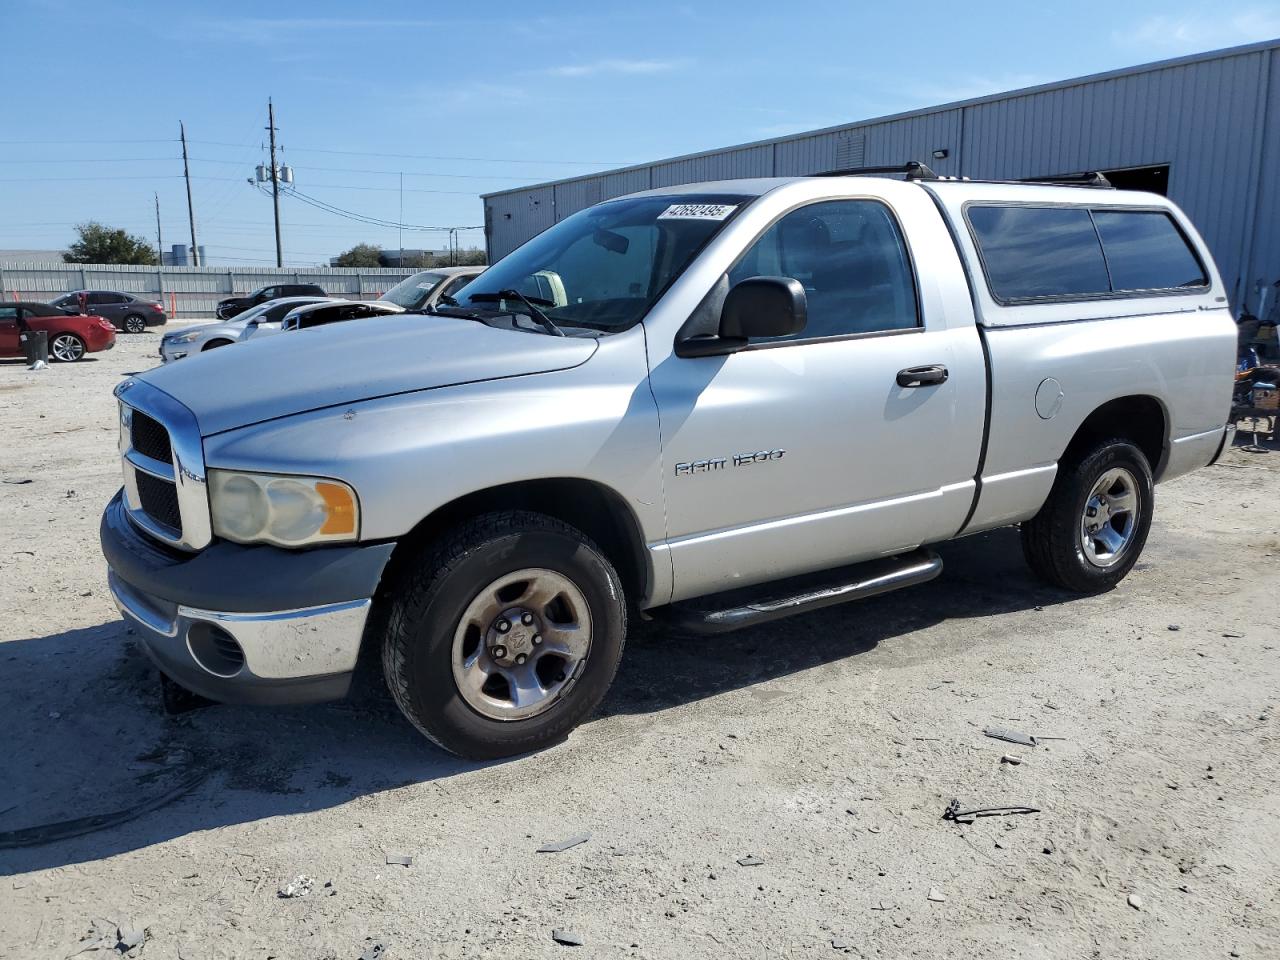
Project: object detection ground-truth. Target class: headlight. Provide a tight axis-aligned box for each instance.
[168,331,202,344]
[208,470,359,547]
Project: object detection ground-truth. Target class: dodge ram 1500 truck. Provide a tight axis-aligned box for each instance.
[101,163,1235,758]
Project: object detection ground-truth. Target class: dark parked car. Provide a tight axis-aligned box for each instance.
[49,290,167,333]
[0,301,116,361]
[216,283,327,320]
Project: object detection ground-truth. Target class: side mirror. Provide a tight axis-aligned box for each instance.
[677,276,807,357]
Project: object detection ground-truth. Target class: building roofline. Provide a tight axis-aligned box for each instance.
[483,37,1280,200]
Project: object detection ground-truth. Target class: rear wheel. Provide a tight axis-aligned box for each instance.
[123,314,146,334]
[382,511,627,759]
[1021,439,1153,593]
[49,333,86,362]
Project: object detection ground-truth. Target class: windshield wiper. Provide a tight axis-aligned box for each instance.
[469,290,565,337]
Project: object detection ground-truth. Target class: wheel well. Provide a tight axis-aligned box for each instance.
[203,339,233,350]
[1062,395,1167,475]
[384,478,650,603]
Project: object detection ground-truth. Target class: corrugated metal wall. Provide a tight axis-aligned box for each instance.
[0,264,418,317]
[483,42,1279,312]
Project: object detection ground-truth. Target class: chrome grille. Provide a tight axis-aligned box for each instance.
[135,471,182,531]
[130,411,172,464]
[116,378,212,552]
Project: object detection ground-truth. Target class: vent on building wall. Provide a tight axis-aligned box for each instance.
[835,132,866,169]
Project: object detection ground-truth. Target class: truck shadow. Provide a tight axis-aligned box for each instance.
[0,527,1063,875]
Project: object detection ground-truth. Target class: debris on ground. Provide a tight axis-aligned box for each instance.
[551,928,584,946]
[278,875,313,899]
[983,726,1037,747]
[537,832,591,853]
[359,941,387,960]
[943,799,1041,824]
[0,770,205,850]
[1000,755,1023,766]
[67,921,149,958]
[736,854,765,866]
[831,935,852,950]
[385,853,413,867]
[1128,893,1143,910]
[0,478,33,484]
[927,887,946,902]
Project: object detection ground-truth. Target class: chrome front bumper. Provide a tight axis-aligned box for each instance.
[108,570,370,704]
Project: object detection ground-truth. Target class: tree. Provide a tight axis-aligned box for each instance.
[63,222,157,265]
[332,242,384,267]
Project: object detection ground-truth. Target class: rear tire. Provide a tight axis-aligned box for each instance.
[381,511,627,759]
[123,314,147,334]
[1021,439,1153,593]
[48,333,86,362]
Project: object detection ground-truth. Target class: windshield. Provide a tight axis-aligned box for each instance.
[452,194,749,331]
[381,271,449,309]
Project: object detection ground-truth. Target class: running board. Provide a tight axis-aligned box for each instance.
[650,549,942,635]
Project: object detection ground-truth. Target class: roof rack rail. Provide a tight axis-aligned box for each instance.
[814,161,938,181]
[1016,171,1113,188]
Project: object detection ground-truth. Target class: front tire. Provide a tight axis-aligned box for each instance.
[49,333,86,362]
[382,511,627,759]
[123,314,147,334]
[1021,439,1154,593]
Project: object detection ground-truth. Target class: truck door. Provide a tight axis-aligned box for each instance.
[649,197,986,602]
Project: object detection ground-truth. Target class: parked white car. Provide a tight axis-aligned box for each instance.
[159,296,337,362]
[242,299,404,340]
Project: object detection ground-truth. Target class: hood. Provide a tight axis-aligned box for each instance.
[138,313,598,436]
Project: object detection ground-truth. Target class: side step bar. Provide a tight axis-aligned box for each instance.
[650,548,942,635]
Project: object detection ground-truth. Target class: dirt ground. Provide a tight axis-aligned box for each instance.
[1,333,1277,960]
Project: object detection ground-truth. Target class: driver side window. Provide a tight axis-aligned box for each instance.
[728,199,920,342]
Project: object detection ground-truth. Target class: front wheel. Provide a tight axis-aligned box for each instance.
[1021,439,1154,593]
[382,511,627,759]
[123,314,147,334]
[49,333,86,362]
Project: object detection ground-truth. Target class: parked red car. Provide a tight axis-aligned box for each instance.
[0,301,116,362]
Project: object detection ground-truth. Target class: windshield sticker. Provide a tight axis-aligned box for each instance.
[657,203,737,220]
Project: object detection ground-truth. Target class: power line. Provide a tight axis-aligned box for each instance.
[190,139,634,166]
[255,183,480,232]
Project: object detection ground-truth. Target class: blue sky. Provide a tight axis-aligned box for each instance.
[3,0,1278,266]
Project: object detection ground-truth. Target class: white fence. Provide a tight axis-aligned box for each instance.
[0,263,419,317]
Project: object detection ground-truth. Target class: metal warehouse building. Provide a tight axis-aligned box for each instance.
[483,40,1279,314]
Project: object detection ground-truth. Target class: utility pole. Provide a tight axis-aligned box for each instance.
[154,193,164,265]
[180,122,200,266]
[399,172,404,267]
[267,98,283,267]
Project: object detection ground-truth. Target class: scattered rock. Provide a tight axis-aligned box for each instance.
[1127,893,1143,911]
[927,887,946,903]
[278,875,313,898]
[1168,624,1181,631]
[537,832,591,854]
[359,942,386,960]
[551,929,584,946]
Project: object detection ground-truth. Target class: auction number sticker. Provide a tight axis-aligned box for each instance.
[657,203,737,220]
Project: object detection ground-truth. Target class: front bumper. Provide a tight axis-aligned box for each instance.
[101,491,396,705]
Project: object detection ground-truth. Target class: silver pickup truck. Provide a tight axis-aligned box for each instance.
[101,164,1235,758]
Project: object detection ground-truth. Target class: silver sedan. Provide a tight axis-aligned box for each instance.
[159,296,338,362]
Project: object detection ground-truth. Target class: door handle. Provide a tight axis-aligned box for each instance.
[896,364,949,388]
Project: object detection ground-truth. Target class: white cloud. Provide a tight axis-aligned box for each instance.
[1114,8,1280,53]
[544,58,684,78]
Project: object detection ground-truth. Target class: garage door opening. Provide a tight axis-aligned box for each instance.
[1099,164,1170,195]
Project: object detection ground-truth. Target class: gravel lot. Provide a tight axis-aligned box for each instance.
[1,333,1277,959]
